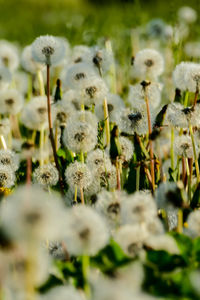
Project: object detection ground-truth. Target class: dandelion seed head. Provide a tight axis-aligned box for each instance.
[64,205,109,255]
[21,45,44,74]
[65,161,92,190]
[0,165,15,188]
[0,89,23,115]
[32,35,66,66]
[0,66,12,90]
[178,6,197,24]
[0,40,19,71]
[0,150,19,171]
[33,163,59,186]
[133,48,164,80]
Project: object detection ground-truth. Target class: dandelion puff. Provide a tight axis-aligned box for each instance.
[0,89,23,115]
[128,82,161,110]
[0,118,10,137]
[116,107,150,136]
[64,205,109,255]
[48,241,67,261]
[186,210,200,238]
[0,40,19,71]
[61,89,80,110]
[64,62,96,90]
[33,163,59,187]
[86,46,114,74]
[164,102,187,128]
[0,149,19,171]
[184,42,200,59]
[97,164,117,190]
[21,45,44,74]
[13,71,29,95]
[184,63,200,92]
[133,48,164,80]
[63,120,97,153]
[80,76,109,106]
[95,93,125,122]
[172,62,194,91]
[0,165,15,188]
[121,191,157,225]
[178,6,197,24]
[145,234,180,254]
[21,96,48,130]
[0,185,67,241]
[65,161,92,191]
[86,149,112,174]
[71,45,92,63]
[42,286,83,300]
[114,224,148,257]
[0,66,12,90]
[52,101,75,128]
[95,190,127,229]
[174,134,197,158]
[118,136,134,163]
[32,35,66,66]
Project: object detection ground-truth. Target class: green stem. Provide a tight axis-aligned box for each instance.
[136,165,140,191]
[82,255,90,298]
[189,123,200,183]
[37,69,45,96]
[171,127,175,170]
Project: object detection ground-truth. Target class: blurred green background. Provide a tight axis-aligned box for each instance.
[0,0,200,46]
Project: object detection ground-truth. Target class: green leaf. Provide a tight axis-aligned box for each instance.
[169,232,193,262]
[190,183,200,209]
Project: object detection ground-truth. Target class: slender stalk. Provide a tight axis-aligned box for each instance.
[0,135,7,149]
[116,157,121,190]
[27,74,33,101]
[193,87,199,108]
[80,186,85,204]
[177,209,183,233]
[144,89,155,192]
[105,39,116,93]
[80,151,84,164]
[185,158,191,202]
[103,97,110,147]
[26,157,32,186]
[182,157,187,187]
[189,123,200,183]
[46,64,64,196]
[136,165,140,191]
[170,127,175,170]
[82,255,90,298]
[37,69,45,96]
[184,90,189,107]
[74,185,78,203]
[39,127,44,166]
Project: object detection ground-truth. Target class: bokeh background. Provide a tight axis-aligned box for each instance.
[0,0,199,45]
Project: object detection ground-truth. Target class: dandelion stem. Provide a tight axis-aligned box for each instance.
[171,127,175,170]
[116,157,121,190]
[177,209,183,233]
[82,255,90,298]
[103,97,110,148]
[144,88,155,192]
[26,157,32,186]
[0,135,7,150]
[39,127,44,166]
[189,123,200,183]
[80,151,84,163]
[37,69,45,96]
[136,165,140,191]
[80,186,85,205]
[74,185,78,203]
[46,64,65,196]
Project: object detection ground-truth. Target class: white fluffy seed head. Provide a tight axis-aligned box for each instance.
[174,134,197,158]
[119,136,134,163]
[0,89,23,115]
[133,48,164,80]
[121,191,157,225]
[184,63,200,92]
[0,185,67,241]
[0,40,19,71]
[178,6,197,24]
[95,93,125,122]
[21,96,48,130]
[65,161,92,190]
[0,165,15,188]
[186,210,200,238]
[33,163,59,186]
[21,45,45,74]
[0,66,12,90]
[31,35,66,66]
[86,149,112,174]
[42,286,83,300]
[0,149,19,171]
[114,224,148,257]
[63,205,109,255]
[95,190,127,229]
[52,101,75,127]
[128,82,161,110]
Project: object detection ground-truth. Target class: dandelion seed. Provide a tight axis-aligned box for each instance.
[33,163,59,187]
[133,48,164,80]
[64,205,109,255]
[32,35,66,66]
